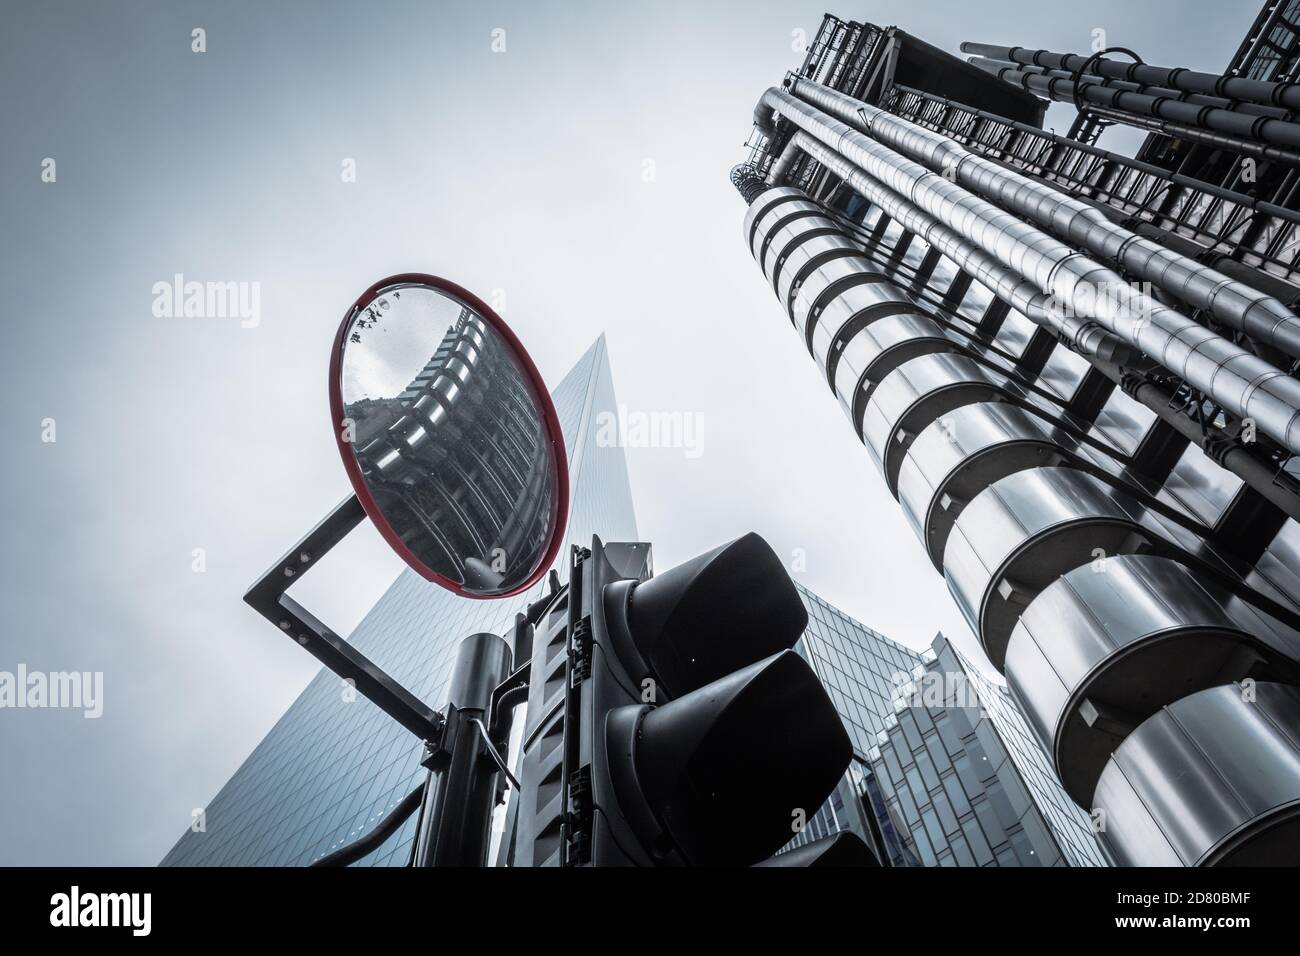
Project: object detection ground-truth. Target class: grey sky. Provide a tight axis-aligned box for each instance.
[0,0,1254,864]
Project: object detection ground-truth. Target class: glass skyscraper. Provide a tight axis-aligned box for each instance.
[783,586,924,857]
[790,586,1108,866]
[162,335,637,866]
[868,637,1108,867]
[797,585,924,753]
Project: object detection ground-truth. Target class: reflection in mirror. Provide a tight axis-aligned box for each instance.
[337,280,561,597]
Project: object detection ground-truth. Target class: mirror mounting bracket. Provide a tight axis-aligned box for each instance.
[242,494,447,744]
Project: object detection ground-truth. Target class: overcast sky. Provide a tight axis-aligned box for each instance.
[0,0,1254,864]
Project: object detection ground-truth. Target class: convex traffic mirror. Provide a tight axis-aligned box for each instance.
[329,274,568,598]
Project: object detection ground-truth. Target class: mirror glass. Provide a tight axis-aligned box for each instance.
[333,278,564,597]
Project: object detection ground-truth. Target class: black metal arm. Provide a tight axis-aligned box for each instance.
[242,494,445,744]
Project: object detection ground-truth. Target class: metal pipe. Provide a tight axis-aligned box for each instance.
[981,57,1290,120]
[413,631,513,867]
[1077,101,1300,169]
[968,56,1300,166]
[785,77,1300,362]
[756,84,1300,454]
[766,139,804,186]
[962,41,1300,112]
[1102,366,1300,523]
[966,54,1300,151]
[890,82,1300,226]
[784,145,1300,520]
[774,131,1132,362]
[973,58,1300,165]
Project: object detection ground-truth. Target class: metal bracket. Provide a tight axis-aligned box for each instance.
[421,707,456,770]
[243,494,446,744]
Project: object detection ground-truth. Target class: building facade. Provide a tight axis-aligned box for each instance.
[791,586,1107,866]
[163,335,638,866]
[735,6,1300,865]
[869,635,1108,867]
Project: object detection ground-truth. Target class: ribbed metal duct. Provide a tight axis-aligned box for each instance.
[1092,681,1300,866]
[783,77,1300,363]
[1004,553,1300,807]
[744,190,958,426]
[753,84,1300,455]
[963,41,1300,113]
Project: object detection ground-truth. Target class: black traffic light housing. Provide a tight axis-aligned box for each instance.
[508,532,853,866]
[603,650,853,865]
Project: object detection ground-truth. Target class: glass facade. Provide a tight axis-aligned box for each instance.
[162,335,638,866]
[866,636,1109,867]
[797,585,924,752]
[783,586,925,856]
[791,588,1107,866]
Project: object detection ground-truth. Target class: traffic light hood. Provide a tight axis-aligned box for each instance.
[620,532,809,698]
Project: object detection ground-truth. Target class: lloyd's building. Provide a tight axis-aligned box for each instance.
[734,4,1300,865]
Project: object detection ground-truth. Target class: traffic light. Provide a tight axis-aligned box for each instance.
[509,533,853,866]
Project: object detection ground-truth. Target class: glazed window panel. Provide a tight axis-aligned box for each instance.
[1035,343,1089,403]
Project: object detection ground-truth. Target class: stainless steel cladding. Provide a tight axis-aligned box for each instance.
[896,402,1060,568]
[738,30,1300,865]
[1004,555,1300,806]
[941,466,1160,670]
[1092,682,1300,866]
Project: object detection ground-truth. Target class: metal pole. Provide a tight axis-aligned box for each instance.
[413,631,513,867]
